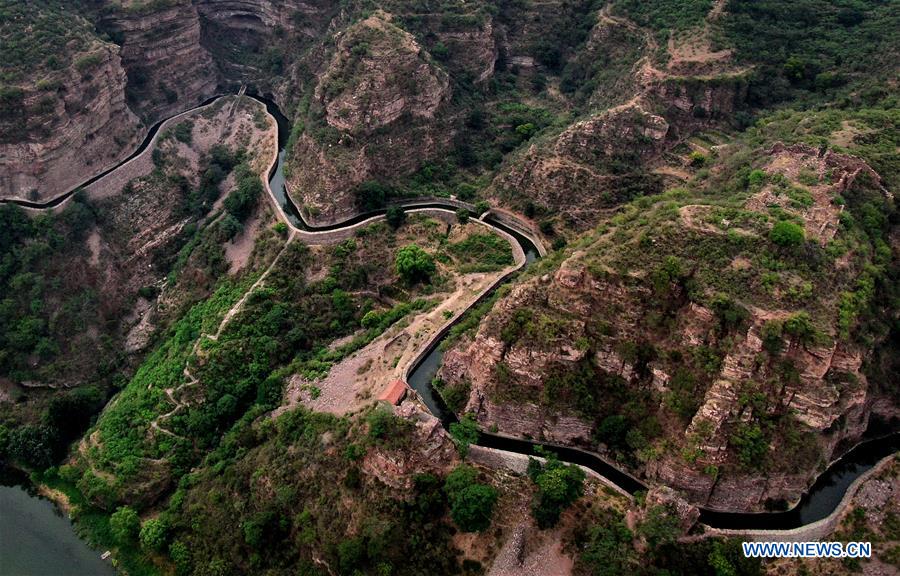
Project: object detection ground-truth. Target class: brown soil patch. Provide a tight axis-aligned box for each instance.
[225,206,268,274]
[280,266,511,416]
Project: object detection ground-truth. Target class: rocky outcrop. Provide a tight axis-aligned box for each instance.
[434,18,498,83]
[0,42,142,200]
[644,486,700,534]
[747,143,889,244]
[286,12,453,224]
[319,14,449,134]
[100,0,218,121]
[492,104,668,229]
[650,75,748,128]
[443,156,891,511]
[362,401,459,489]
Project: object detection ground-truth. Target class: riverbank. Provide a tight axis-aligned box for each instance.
[0,468,116,576]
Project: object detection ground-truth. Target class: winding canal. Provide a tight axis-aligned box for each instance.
[2,92,897,541]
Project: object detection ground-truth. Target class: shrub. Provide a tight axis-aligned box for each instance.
[444,465,498,532]
[385,206,406,229]
[395,244,436,284]
[139,518,168,551]
[688,151,707,167]
[769,220,805,247]
[449,414,479,457]
[74,53,103,72]
[455,183,477,200]
[456,208,470,224]
[171,121,193,145]
[747,169,767,187]
[110,506,140,544]
[169,540,192,575]
[580,512,634,575]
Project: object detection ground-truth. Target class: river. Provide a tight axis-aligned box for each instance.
[0,469,114,576]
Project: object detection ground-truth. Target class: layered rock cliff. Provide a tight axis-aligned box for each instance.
[442,141,896,511]
[285,11,453,224]
[0,40,142,200]
[98,0,218,121]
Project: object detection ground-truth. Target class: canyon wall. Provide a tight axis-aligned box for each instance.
[99,0,219,122]
[0,41,142,200]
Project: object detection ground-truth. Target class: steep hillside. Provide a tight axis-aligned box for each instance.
[441,110,898,510]
[285,11,454,224]
[0,1,896,575]
[0,0,143,200]
[0,95,275,470]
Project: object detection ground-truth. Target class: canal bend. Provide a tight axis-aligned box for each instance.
[2,92,896,533]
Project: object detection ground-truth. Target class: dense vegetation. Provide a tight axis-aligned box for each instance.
[0,200,118,468]
[724,0,900,106]
[0,0,98,82]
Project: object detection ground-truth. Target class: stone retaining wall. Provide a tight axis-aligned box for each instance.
[468,445,633,499]
[701,454,897,542]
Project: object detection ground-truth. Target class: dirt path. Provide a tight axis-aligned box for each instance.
[147,232,296,437]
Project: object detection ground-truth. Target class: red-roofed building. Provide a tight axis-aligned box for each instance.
[378,379,409,405]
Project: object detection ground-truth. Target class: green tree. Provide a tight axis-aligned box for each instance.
[395,244,436,284]
[449,414,479,457]
[528,451,586,528]
[354,180,391,211]
[760,320,784,354]
[783,311,819,346]
[449,483,498,532]
[770,220,805,247]
[710,294,749,334]
[637,504,681,550]
[456,208,470,224]
[110,506,141,544]
[444,465,498,532]
[596,415,628,450]
[731,423,768,469]
[139,518,168,552]
[385,206,406,229]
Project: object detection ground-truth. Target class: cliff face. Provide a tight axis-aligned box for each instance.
[443,142,894,511]
[194,0,338,106]
[99,0,218,121]
[286,12,453,224]
[0,42,142,200]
